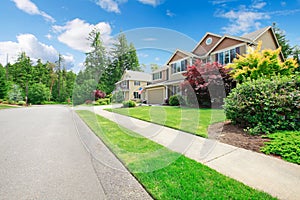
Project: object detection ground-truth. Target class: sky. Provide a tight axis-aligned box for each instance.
[0,0,300,73]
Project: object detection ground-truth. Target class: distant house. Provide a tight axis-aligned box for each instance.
[115,70,151,101]
[144,26,283,104]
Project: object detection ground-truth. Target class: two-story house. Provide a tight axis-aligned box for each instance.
[144,26,282,104]
[115,70,151,101]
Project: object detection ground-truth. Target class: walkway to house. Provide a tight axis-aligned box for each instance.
[81,104,300,200]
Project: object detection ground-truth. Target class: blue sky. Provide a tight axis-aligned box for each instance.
[0,0,299,72]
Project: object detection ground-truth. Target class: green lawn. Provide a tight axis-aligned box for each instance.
[77,110,276,200]
[0,104,18,110]
[105,106,225,137]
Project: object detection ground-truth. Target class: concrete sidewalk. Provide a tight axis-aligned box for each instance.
[82,105,300,200]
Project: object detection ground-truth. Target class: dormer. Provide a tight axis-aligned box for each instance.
[192,33,222,56]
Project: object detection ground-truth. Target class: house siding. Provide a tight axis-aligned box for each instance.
[256,29,278,50]
[193,35,221,56]
[213,38,245,52]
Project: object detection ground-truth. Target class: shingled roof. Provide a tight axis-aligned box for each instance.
[241,26,272,41]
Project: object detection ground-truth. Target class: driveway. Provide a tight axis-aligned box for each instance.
[0,105,151,200]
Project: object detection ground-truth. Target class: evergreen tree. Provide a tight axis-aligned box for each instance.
[272,23,293,59]
[98,33,140,94]
[0,64,8,99]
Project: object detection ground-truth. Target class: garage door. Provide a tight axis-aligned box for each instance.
[147,88,164,104]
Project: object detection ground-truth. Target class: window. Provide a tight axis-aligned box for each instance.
[230,49,236,63]
[133,92,141,99]
[153,71,162,80]
[121,81,128,89]
[134,81,140,86]
[224,50,230,64]
[172,86,180,95]
[171,59,189,74]
[206,37,212,45]
[216,47,240,65]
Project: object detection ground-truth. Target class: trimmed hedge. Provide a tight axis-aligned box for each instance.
[224,75,300,135]
[122,100,136,108]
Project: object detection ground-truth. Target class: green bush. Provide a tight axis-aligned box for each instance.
[169,95,185,106]
[122,100,136,108]
[2,100,8,104]
[28,83,51,104]
[7,84,23,102]
[224,75,300,134]
[0,99,3,103]
[17,101,26,106]
[261,131,300,164]
[97,98,110,105]
[8,100,15,104]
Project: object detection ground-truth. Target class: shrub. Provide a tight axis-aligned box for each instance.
[2,100,8,104]
[226,41,298,83]
[261,131,300,164]
[224,75,300,135]
[8,100,15,104]
[28,83,51,104]
[18,101,26,106]
[169,95,185,106]
[97,98,110,105]
[93,89,106,100]
[0,99,3,103]
[122,100,136,108]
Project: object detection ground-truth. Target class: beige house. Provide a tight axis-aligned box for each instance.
[145,26,283,104]
[115,70,151,101]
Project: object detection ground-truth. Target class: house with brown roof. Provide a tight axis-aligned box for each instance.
[144,26,283,104]
[115,70,151,101]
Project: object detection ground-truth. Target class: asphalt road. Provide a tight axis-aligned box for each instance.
[0,105,151,200]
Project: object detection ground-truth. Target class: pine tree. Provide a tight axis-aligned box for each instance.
[272,23,293,59]
[0,64,8,99]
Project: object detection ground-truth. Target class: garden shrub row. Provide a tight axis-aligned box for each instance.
[122,100,136,108]
[224,75,300,135]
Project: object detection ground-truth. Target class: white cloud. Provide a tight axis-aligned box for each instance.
[53,18,113,53]
[138,53,149,58]
[95,0,121,13]
[143,37,157,41]
[138,0,161,7]
[166,10,175,17]
[281,1,286,7]
[0,34,74,67]
[251,0,267,9]
[11,0,55,23]
[155,57,160,61]
[218,9,270,35]
[45,34,52,40]
[211,0,238,5]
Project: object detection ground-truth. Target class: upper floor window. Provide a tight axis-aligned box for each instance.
[153,71,162,80]
[216,47,240,65]
[171,59,188,74]
[134,81,140,86]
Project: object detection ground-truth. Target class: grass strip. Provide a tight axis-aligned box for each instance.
[105,106,225,137]
[77,110,276,199]
[0,104,18,110]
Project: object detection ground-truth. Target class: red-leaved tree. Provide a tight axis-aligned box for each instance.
[181,60,235,108]
[93,89,106,100]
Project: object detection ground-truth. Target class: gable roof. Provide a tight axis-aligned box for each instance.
[241,26,271,41]
[165,49,200,65]
[192,32,222,53]
[120,70,152,82]
[205,34,256,56]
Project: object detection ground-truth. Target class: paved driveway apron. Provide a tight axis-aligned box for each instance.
[0,106,151,200]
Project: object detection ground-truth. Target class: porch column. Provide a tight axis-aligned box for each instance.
[165,85,169,99]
